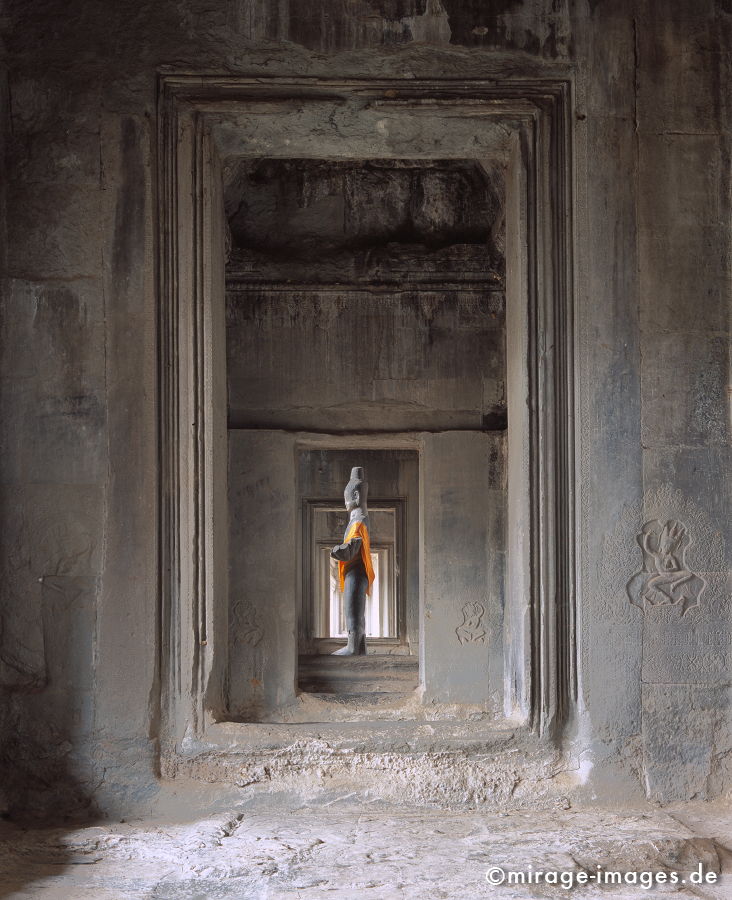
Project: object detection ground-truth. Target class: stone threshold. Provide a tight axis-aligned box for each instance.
[298,653,419,694]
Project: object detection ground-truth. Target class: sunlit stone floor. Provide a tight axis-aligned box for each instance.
[1,790,731,899]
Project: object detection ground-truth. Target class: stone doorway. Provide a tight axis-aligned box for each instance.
[224,158,506,719]
[157,76,575,760]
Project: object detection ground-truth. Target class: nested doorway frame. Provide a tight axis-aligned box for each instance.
[156,74,576,752]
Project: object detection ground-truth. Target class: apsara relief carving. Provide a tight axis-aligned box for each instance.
[233,602,263,647]
[626,519,706,616]
[455,601,486,645]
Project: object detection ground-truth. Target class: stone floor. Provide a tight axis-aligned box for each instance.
[1,789,731,899]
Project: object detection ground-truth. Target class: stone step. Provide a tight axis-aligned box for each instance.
[298,654,419,694]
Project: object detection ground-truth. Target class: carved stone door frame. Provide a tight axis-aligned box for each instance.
[156,74,576,754]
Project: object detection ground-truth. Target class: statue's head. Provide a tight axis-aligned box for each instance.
[344,466,368,512]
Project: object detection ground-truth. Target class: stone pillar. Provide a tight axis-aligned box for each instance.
[421,431,503,708]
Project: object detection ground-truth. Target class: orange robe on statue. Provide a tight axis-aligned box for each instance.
[338,520,375,596]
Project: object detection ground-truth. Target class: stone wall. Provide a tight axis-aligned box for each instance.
[226,288,505,431]
[0,0,729,816]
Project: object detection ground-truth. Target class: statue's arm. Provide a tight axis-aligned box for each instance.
[330,537,363,561]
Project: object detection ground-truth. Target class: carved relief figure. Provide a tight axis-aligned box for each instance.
[626,519,706,615]
[233,601,263,647]
[456,601,486,645]
[330,467,375,656]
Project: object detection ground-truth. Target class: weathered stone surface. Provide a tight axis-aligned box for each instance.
[639,224,730,335]
[647,441,729,511]
[220,0,574,55]
[641,333,727,448]
[224,158,505,438]
[583,13,636,116]
[6,75,101,185]
[227,288,505,431]
[228,431,299,720]
[5,182,103,280]
[0,0,729,821]
[643,448,731,567]
[0,799,728,899]
[0,278,106,484]
[643,684,732,803]
[0,484,103,697]
[585,624,643,742]
[637,1,731,134]
[633,0,731,807]
[225,159,504,261]
[640,134,724,226]
[421,431,503,708]
[94,111,157,746]
[576,110,644,777]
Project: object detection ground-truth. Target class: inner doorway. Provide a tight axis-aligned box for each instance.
[225,158,507,716]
